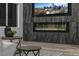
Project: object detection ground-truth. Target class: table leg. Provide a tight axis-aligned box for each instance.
[38,50,40,56]
[9,39,13,42]
[32,50,40,56]
[23,51,29,56]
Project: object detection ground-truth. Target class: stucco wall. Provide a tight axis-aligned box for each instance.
[0,3,23,37]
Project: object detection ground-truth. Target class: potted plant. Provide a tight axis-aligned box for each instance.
[5,26,17,37]
[6,30,16,37]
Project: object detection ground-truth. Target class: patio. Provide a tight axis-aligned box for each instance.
[19,41,79,56]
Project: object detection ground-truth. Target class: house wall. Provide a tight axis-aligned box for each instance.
[23,3,79,44]
[0,3,23,37]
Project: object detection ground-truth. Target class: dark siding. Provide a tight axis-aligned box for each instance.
[23,3,79,45]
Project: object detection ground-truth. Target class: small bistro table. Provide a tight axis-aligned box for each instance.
[1,36,23,48]
[1,36,23,42]
[2,36,41,56]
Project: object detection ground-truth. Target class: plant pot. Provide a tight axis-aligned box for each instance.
[6,35,14,37]
[5,26,11,37]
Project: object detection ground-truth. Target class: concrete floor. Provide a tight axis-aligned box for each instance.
[21,41,79,56]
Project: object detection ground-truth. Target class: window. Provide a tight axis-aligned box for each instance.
[0,3,17,27]
[0,3,6,26]
[8,3,17,27]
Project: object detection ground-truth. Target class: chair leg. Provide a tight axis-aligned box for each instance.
[18,50,22,56]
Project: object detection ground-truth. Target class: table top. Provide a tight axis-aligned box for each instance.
[2,36,23,39]
[17,45,41,51]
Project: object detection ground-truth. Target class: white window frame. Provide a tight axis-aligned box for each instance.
[17,3,20,28]
[6,3,8,26]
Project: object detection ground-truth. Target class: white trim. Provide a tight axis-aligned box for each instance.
[6,3,8,26]
[17,4,20,28]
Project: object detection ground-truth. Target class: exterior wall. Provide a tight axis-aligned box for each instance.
[23,3,79,44]
[0,3,23,37]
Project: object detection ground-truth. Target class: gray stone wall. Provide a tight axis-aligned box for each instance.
[23,3,79,44]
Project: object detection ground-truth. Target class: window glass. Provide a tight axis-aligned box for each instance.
[0,3,6,26]
[8,3,17,27]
